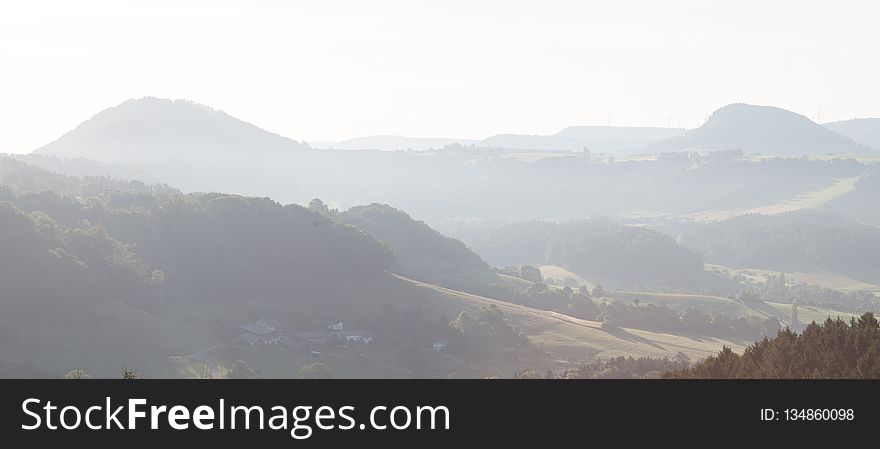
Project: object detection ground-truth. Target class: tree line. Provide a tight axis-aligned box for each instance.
[665,313,880,378]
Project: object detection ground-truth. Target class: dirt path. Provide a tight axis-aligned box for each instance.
[392,273,604,331]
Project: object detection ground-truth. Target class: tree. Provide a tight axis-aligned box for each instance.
[121,365,139,379]
[308,198,331,216]
[519,265,543,283]
[592,284,606,299]
[600,315,618,330]
[666,313,880,379]
[299,363,331,379]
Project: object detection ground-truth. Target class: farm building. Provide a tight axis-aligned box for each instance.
[234,318,284,346]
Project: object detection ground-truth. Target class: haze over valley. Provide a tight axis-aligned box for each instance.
[2,95,879,379]
[3,1,880,380]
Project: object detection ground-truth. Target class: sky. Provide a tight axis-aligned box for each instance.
[1,0,878,152]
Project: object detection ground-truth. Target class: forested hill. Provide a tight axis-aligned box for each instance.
[334,203,500,293]
[0,156,504,311]
[0,156,393,307]
[665,313,880,378]
[450,219,706,289]
[680,210,880,285]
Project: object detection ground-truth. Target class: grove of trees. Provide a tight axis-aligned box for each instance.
[666,313,880,378]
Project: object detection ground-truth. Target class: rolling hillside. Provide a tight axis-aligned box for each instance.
[680,210,880,285]
[394,275,751,373]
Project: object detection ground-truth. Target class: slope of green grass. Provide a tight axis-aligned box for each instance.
[397,275,750,370]
[708,264,880,295]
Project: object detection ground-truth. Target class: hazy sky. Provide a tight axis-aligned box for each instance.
[1,0,878,152]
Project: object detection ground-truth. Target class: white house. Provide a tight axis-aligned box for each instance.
[432,340,448,351]
[340,330,374,344]
[328,322,344,332]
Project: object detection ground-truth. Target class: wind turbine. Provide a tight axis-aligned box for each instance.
[604,114,613,126]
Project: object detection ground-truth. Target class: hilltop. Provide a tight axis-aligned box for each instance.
[36,97,308,163]
[649,103,866,156]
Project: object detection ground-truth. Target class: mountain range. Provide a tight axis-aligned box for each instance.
[35,98,876,161]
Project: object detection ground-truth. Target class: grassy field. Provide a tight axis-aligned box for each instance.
[809,153,880,166]
[539,265,594,289]
[680,175,862,222]
[608,290,859,323]
[708,263,880,295]
[397,276,750,371]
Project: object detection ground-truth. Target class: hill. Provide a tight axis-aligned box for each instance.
[32,97,311,196]
[396,275,751,372]
[336,203,500,293]
[36,97,308,163]
[452,219,707,289]
[823,170,880,226]
[649,104,865,156]
[825,118,880,150]
[680,210,880,285]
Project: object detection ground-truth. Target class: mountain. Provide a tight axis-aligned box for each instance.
[36,97,308,163]
[481,126,684,153]
[825,118,880,150]
[312,135,477,151]
[34,97,312,197]
[649,104,866,156]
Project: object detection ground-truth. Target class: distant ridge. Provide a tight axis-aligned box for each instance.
[825,118,880,151]
[480,126,684,153]
[312,135,477,151]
